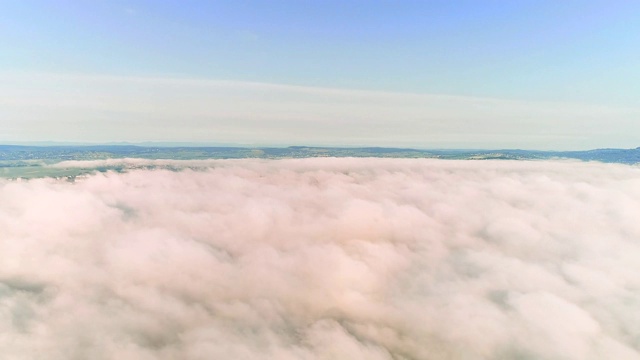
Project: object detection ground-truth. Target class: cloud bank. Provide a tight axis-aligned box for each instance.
[1,158,640,359]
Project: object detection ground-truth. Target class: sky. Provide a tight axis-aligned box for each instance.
[1,0,639,149]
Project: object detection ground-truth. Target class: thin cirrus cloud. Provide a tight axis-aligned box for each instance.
[1,72,639,149]
[1,158,640,359]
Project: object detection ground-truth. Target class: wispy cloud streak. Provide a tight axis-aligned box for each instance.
[1,72,638,149]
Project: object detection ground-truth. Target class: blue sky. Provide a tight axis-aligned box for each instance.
[1,1,639,148]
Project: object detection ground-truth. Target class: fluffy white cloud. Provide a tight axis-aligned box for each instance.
[1,158,640,359]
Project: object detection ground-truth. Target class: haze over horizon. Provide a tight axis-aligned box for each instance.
[1,1,639,149]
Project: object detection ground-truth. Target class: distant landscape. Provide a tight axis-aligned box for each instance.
[1,144,638,179]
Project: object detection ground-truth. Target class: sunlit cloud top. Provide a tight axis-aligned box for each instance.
[2,158,640,358]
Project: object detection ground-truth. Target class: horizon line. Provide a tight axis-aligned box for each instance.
[1,141,638,153]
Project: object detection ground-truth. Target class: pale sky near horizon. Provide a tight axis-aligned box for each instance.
[1,1,639,149]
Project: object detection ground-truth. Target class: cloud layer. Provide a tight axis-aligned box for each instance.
[1,158,640,359]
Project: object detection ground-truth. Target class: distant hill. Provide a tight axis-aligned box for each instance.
[0,145,639,164]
